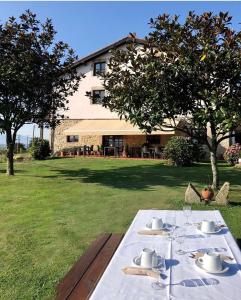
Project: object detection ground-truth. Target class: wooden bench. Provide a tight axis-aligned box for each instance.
[56,233,124,300]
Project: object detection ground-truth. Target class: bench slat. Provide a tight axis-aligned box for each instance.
[56,233,112,300]
[68,233,124,300]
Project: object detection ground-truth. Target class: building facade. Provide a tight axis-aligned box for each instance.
[52,37,181,156]
[52,36,239,158]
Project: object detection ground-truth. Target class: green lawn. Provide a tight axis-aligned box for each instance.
[0,158,240,299]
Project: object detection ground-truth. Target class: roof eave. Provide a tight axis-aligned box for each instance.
[71,36,147,69]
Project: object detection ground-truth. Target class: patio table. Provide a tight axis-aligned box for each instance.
[103,146,118,157]
[89,210,241,300]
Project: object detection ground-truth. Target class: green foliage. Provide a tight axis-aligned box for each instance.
[104,11,241,141]
[14,143,26,153]
[164,137,195,166]
[103,11,241,187]
[29,138,50,160]
[192,142,206,162]
[0,10,82,174]
[224,143,241,166]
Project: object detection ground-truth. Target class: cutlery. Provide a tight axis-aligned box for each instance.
[137,230,169,236]
[122,266,159,278]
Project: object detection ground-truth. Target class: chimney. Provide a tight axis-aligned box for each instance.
[128,32,137,39]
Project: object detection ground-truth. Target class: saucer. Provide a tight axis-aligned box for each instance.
[195,259,229,274]
[146,222,165,231]
[197,224,222,234]
[133,255,163,269]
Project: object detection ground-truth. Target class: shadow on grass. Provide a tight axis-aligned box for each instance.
[40,162,241,192]
[0,168,25,174]
[229,201,241,207]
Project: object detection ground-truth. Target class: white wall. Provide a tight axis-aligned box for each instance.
[65,52,119,119]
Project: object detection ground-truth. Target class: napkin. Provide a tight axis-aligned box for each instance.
[189,252,233,261]
[122,267,159,278]
[137,230,169,236]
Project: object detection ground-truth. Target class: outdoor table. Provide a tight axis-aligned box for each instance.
[89,210,241,300]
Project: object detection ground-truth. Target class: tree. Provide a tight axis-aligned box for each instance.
[103,11,241,189]
[0,10,81,175]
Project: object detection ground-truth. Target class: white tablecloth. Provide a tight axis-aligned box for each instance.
[90,210,241,300]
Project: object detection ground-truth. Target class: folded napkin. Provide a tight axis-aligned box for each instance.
[122,266,159,278]
[189,252,233,261]
[137,230,169,236]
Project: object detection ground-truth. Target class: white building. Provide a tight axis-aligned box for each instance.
[52,36,241,157]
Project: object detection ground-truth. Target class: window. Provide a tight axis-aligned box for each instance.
[93,62,106,76]
[67,135,79,142]
[92,90,105,104]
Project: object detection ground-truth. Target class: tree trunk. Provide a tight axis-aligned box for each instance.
[6,128,15,176]
[40,124,44,140]
[210,149,219,190]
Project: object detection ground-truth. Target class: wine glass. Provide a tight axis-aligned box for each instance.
[183,206,192,226]
[151,255,166,290]
[175,228,186,255]
[167,216,176,241]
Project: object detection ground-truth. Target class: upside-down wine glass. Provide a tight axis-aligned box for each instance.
[183,206,192,226]
[167,216,176,241]
[175,228,186,255]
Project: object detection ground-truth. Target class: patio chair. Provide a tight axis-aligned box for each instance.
[92,145,99,156]
[154,146,162,159]
[141,146,151,158]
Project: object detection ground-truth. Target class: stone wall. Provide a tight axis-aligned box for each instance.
[123,134,174,146]
[53,121,186,153]
[53,119,102,152]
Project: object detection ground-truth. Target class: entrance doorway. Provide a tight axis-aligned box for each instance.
[102,136,123,156]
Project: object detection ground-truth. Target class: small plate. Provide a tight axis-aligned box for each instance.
[146,222,165,231]
[195,259,229,274]
[133,255,163,269]
[197,224,222,234]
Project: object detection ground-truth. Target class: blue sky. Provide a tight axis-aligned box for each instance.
[1,1,241,144]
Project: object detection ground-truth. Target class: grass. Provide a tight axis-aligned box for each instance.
[0,157,240,299]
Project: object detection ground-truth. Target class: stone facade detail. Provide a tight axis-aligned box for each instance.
[52,120,176,153]
[185,182,201,204]
[124,135,146,146]
[123,134,174,146]
[215,182,230,205]
[53,119,102,152]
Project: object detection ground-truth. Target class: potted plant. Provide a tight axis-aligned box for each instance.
[60,148,65,157]
[201,186,214,203]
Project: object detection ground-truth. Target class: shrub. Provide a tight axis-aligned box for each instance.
[163,136,196,166]
[223,143,241,166]
[14,142,26,153]
[192,142,206,162]
[29,138,50,160]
